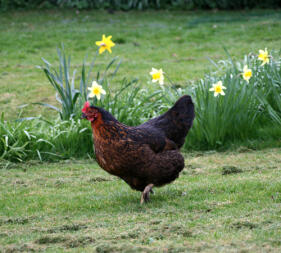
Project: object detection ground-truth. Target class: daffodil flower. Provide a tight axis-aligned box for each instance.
[96,35,115,54]
[258,48,269,66]
[242,65,252,83]
[88,81,106,100]
[209,81,226,97]
[150,68,164,85]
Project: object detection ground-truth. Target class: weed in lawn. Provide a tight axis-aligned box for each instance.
[46,223,88,233]
[35,235,68,244]
[4,243,40,252]
[88,176,112,182]
[0,217,34,226]
[221,166,243,175]
[65,236,96,248]
[231,221,258,230]
[34,234,95,248]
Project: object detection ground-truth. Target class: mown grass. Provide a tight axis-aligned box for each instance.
[1,9,280,251]
[0,9,281,119]
[0,149,280,252]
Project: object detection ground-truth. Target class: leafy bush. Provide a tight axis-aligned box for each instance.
[38,46,82,120]
[1,0,280,11]
[185,64,259,149]
[38,45,119,120]
[94,78,165,126]
[38,45,164,124]
[251,52,281,124]
[184,50,281,149]
[1,47,280,162]
[0,113,93,162]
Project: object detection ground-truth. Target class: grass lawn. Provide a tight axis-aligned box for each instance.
[1,9,281,252]
[0,9,281,119]
[0,149,280,252]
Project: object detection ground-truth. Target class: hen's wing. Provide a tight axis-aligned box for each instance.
[128,125,177,153]
[140,95,195,148]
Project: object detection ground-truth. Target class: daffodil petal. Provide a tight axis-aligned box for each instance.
[99,47,106,54]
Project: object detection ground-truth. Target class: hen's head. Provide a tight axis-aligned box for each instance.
[81,101,100,122]
[82,101,118,124]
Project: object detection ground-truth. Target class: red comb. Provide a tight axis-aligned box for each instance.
[82,101,90,113]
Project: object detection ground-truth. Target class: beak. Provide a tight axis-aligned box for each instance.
[81,113,87,119]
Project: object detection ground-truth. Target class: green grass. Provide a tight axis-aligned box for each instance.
[1,10,280,251]
[0,9,281,119]
[0,149,280,252]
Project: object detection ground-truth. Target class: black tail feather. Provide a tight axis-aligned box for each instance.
[141,95,195,148]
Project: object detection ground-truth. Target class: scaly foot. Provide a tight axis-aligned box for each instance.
[140,184,154,204]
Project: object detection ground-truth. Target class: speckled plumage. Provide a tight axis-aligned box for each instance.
[83,95,195,193]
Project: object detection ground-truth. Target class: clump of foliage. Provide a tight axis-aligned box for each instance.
[184,49,281,149]
[1,43,280,162]
[1,0,280,11]
[38,45,163,125]
[0,114,93,162]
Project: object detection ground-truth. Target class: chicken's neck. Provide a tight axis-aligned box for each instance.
[91,117,127,141]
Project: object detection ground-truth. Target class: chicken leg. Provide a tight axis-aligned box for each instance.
[140,184,154,204]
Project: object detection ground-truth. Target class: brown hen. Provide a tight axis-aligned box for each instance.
[82,95,195,203]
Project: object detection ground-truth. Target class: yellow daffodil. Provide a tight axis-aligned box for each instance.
[88,81,106,100]
[95,35,115,54]
[242,65,252,83]
[258,48,269,66]
[209,81,226,97]
[150,68,164,85]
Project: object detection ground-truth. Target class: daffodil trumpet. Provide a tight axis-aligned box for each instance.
[88,81,106,100]
[209,81,226,97]
[242,65,252,83]
[150,68,164,85]
[96,35,115,54]
[258,48,270,66]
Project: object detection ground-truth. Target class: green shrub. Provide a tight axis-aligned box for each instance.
[252,51,281,125]
[1,0,280,11]
[38,45,121,121]
[39,44,164,125]
[38,46,81,120]
[0,114,93,162]
[1,48,280,162]
[186,65,259,149]
[94,78,164,126]
[184,50,281,149]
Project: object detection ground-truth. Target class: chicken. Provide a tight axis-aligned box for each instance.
[82,95,195,203]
